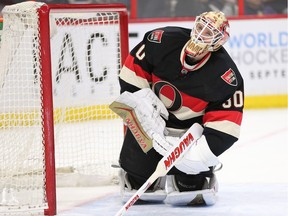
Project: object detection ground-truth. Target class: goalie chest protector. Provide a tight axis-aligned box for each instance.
[124,26,244,129]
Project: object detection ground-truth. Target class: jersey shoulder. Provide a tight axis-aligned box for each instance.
[203,47,244,101]
[143,27,191,59]
[144,26,191,43]
[214,47,243,80]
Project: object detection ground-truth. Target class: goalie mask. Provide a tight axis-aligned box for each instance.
[185,11,230,58]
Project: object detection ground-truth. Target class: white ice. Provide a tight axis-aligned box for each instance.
[56,108,288,216]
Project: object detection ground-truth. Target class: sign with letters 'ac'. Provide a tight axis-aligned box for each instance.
[50,17,121,108]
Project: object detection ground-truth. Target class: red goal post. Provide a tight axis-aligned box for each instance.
[0,2,128,215]
[0,17,2,43]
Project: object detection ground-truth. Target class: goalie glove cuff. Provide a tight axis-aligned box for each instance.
[175,135,220,175]
[196,135,220,167]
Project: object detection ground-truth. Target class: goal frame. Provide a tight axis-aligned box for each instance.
[25,3,128,215]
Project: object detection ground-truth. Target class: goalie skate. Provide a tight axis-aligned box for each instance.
[165,173,219,206]
[119,169,167,203]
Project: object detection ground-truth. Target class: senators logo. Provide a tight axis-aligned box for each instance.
[153,81,207,121]
[153,81,182,111]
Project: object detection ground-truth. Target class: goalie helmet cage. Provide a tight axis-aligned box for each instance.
[0,2,128,215]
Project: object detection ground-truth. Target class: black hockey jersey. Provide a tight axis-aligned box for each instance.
[119,26,244,157]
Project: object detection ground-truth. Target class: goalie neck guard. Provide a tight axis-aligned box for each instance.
[184,11,230,58]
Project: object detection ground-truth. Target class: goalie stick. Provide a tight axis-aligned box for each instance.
[114,123,203,216]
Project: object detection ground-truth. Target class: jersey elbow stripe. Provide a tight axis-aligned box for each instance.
[205,120,241,138]
[203,110,243,126]
[119,66,150,89]
[171,106,204,120]
[124,54,152,80]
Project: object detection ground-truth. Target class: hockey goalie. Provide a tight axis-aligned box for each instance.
[110,11,244,208]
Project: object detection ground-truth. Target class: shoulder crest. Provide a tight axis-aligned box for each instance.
[221,68,238,86]
[147,30,164,43]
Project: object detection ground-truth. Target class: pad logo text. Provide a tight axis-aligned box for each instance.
[126,117,148,150]
[164,133,194,169]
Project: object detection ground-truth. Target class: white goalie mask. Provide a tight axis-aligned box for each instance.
[185,11,230,57]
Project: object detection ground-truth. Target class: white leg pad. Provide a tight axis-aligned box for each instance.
[165,174,218,206]
[119,169,167,203]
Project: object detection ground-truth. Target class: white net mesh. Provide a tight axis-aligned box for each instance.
[0,2,125,214]
[0,2,47,213]
[50,9,123,183]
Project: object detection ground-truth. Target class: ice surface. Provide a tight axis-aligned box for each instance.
[57,108,288,216]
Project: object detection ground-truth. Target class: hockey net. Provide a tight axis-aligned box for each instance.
[0,2,128,215]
